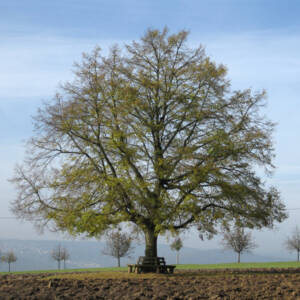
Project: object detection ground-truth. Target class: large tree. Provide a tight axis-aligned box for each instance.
[11,28,286,258]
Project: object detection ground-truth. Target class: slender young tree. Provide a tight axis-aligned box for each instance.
[285,226,300,262]
[222,225,256,263]
[10,28,286,259]
[51,244,64,270]
[2,251,17,272]
[102,229,134,267]
[60,247,70,269]
[170,237,183,264]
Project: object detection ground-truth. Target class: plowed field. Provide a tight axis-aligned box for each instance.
[1,268,300,299]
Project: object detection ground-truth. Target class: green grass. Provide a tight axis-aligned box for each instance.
[1,261,300,275]
[175,261,300,269]
[0,266,127,275]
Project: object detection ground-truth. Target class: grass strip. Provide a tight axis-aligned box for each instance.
[1,261,300,275]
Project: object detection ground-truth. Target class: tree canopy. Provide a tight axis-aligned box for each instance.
[11,28,286,258]
[170,237,183,264]
[170,237,183,253]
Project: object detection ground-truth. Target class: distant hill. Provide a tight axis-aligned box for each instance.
[0,239,292,272]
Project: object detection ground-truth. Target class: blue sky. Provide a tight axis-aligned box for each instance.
[1,0,300,257]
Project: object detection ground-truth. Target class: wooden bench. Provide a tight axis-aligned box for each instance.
[128,256,176,274]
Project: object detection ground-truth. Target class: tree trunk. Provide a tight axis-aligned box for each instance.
[144,227,158,258]
[8,263,11,272]
[117,256,120,267]
[298,250,299,262]
[176,251,179,264]
[238,252,240,263]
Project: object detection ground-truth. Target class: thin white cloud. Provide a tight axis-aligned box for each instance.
[190,29,300,89]
[0,35,128,99]
[2,29,300,99]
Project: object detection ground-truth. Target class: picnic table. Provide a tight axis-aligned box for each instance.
[128,256,176,274]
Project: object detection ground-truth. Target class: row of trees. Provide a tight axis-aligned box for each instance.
[0,246,71,272]
[169,225,300,264]
[168,227,254,265]
[51,231,134,270]
[89,226,300,266]
[221,226,300,263]
[49,224,300,268]
[0,232,132,272]
[1,225,300,271]
[49,231,134,269]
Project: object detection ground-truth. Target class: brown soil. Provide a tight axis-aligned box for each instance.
[2,268,300,299]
